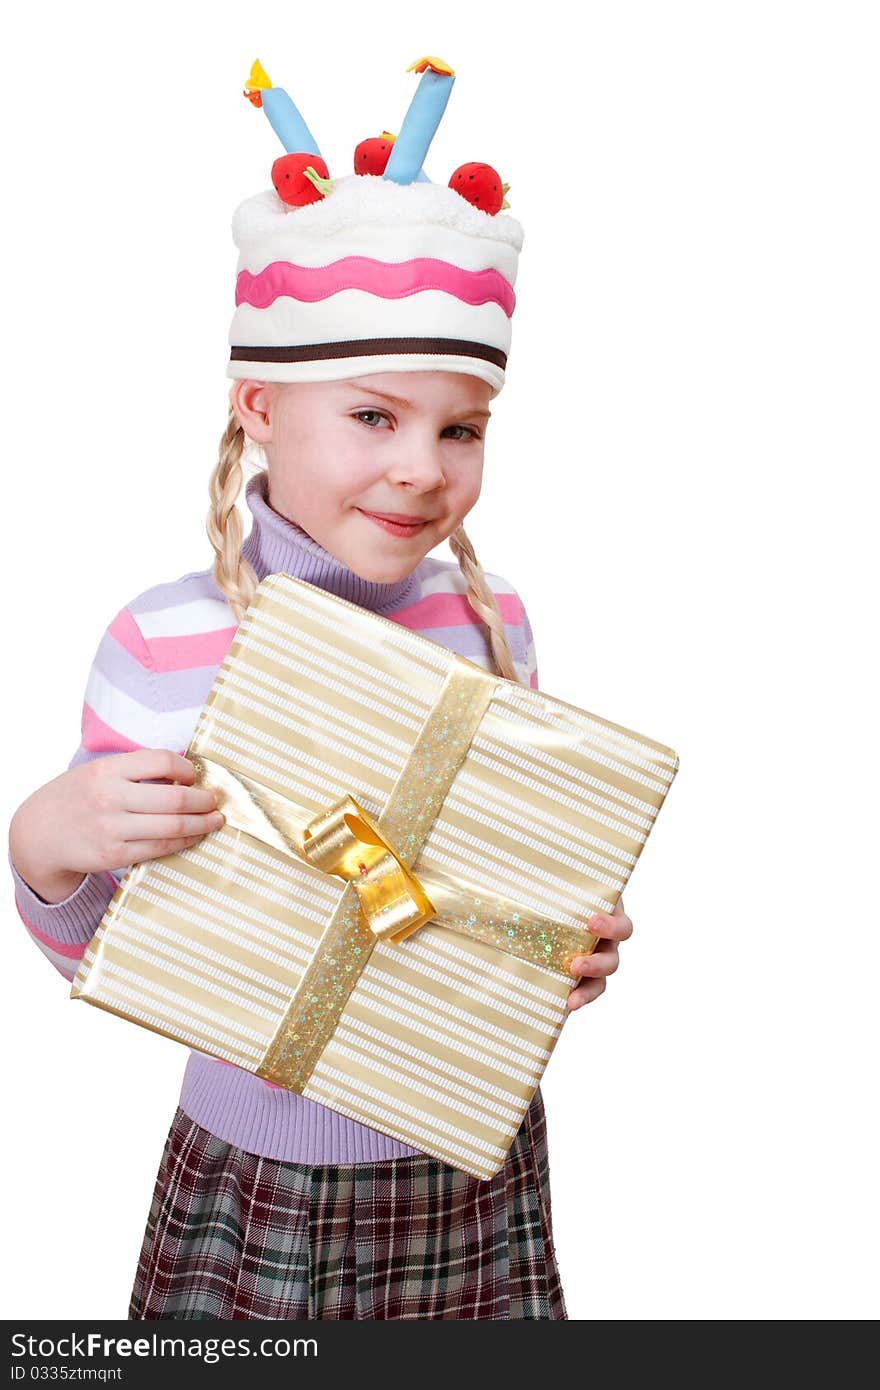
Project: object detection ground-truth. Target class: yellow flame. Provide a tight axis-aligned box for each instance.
[245,58,272,91]
[406,56,455,77]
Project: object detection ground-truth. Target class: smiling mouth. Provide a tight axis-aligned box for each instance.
[358,509,433,536]
[359,509,433,523]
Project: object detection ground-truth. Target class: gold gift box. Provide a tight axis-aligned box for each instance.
[71,573,679,1180]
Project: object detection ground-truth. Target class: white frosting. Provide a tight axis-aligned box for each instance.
[231,174,525,252]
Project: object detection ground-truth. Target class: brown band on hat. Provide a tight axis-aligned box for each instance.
[230,337,507,369]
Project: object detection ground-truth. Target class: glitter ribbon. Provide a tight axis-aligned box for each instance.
[191,656,597,1091]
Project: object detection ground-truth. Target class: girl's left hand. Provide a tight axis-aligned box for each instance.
[567,897,633,1011]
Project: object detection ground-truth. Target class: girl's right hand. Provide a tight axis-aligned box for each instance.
[9,749,225,903]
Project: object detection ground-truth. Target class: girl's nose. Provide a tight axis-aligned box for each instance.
[385,435,447,490]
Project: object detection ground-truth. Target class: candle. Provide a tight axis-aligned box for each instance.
[243,59,323,158]
[384,57,455,186]
[381,133,431,183]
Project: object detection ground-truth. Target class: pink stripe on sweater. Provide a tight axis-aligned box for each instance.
[81,703,144,754]
[237,257,516,316]
[107,607,150,663]
[109,609,237,674]
[390,589,526,631]
[16,902,87,959]
[145,628,238,674]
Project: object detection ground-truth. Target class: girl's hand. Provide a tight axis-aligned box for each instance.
[566,896,633,1011]
[9,750,225,903]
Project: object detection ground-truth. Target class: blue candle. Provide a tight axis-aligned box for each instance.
[244,60,323,158]
[384,58,456,186]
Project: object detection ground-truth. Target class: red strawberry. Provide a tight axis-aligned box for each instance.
[354,132,397,176]
[448,162,510,216]
[271,153,333,207]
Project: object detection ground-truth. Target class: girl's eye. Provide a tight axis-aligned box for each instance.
[353,409,391,429]
[352,410,481,441]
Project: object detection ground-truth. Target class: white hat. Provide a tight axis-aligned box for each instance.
[227,57,524,397]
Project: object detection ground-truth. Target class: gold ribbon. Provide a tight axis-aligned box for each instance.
[301,795,436,945]
[189,656,598,1090]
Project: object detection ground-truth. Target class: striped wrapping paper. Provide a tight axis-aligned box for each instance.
[71,573,679,1180]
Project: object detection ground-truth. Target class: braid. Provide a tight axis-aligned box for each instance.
[206,403,259,624]
[448,522,521,683]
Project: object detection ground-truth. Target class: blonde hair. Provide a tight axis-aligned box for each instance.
[206,400,522,684]
[206,404,259,622]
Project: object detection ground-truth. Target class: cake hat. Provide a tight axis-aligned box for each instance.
[227,57,524,398]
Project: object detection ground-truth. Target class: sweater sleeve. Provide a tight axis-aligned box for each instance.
[521,604,539,690]
[10,604,162,982]
[503,581,539,691]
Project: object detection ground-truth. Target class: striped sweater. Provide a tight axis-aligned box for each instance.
[11,471,539,1164]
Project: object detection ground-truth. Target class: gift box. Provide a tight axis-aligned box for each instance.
[71,573,679,1179]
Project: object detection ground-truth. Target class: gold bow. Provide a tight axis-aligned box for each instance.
[297,793,435,944]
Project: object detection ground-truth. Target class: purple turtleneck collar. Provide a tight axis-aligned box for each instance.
[239,471,420,614]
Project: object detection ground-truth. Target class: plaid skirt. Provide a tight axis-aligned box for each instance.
[128,1089,567,1320]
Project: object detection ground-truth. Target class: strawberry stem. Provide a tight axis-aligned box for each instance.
[303,167,335,197]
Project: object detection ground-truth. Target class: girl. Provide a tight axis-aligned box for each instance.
[7,57,634,1319]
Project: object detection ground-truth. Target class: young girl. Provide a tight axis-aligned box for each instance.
[8,57,633,1320]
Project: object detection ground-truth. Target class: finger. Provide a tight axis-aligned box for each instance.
[587,901,633,943]
[123,781,220,814]
[123,832,216,865]
[121,810,225,843]
[568,942,619,979]
[119,749,199,784]
[567,977,607,1011]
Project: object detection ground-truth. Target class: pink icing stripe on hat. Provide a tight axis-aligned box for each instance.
[235,256,516,317]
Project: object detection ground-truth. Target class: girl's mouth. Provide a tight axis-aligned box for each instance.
[358,509,430,538]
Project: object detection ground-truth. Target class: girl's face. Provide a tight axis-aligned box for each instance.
[231,371,493,583]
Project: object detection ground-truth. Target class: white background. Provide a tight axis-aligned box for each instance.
[2,1,877,1321]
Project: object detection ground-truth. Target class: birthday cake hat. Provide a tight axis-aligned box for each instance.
[227,57,524,397]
